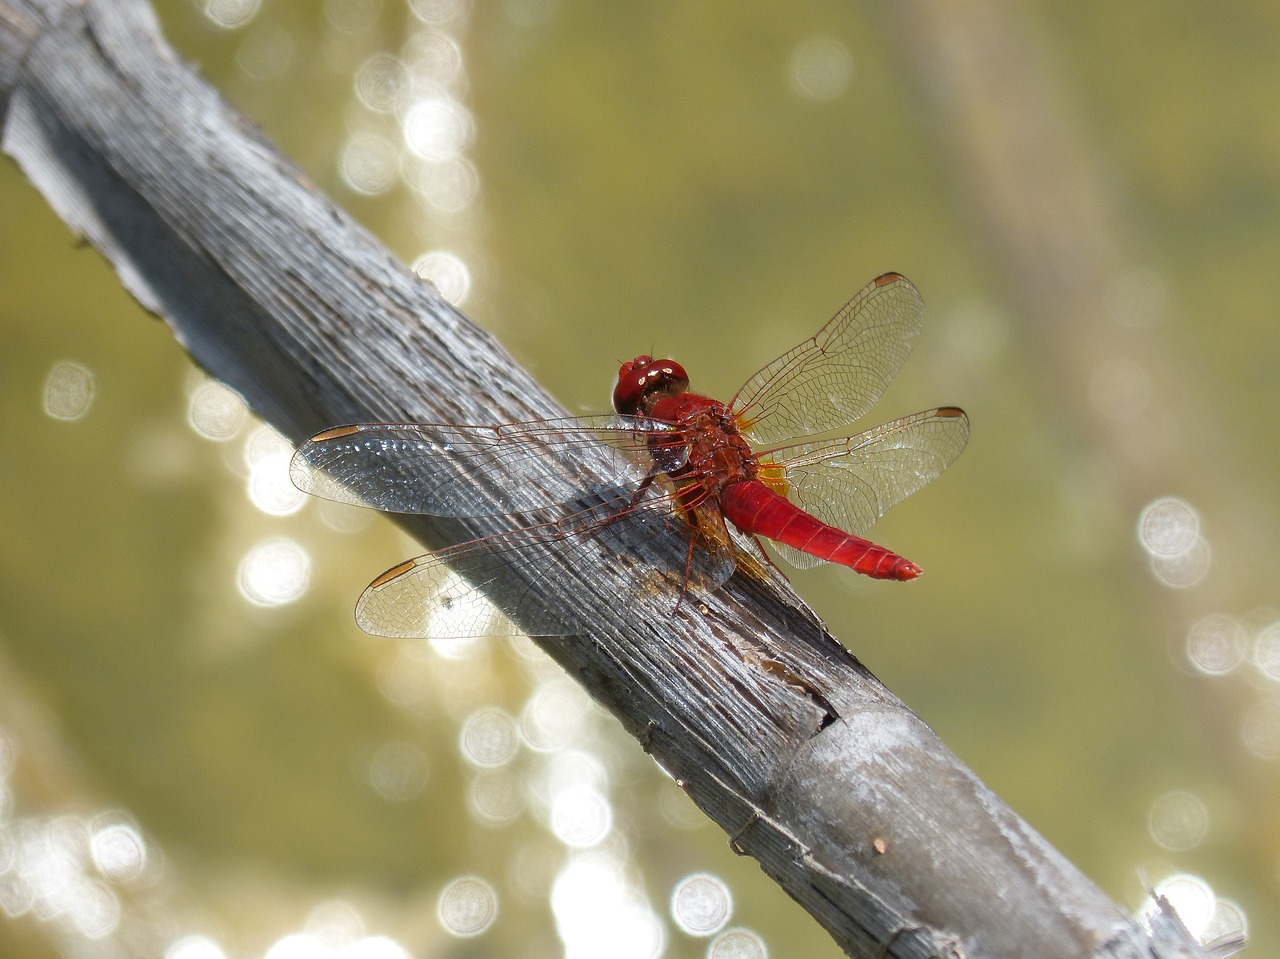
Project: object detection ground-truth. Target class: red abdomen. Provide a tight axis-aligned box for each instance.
[719,481,921,581]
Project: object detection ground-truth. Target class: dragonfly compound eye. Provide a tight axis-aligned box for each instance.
[613,356,690,414]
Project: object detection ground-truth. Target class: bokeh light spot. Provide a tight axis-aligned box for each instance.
[404,96,472,161]
[520,678,590,752]
[340,135,400,196]
[0,868,32,917]
[436,876,498,937]
[467,771,524,826]
[413,249,471,305]
[304,898,365,947]
[70,879,121,939]
[89,819,147,882]
[355,53,410,112]
[788,35,853,101]
[237,538,311,607]
[552,856,664,959]
[1184,614,1245,676]
[409,0,468,26]
[1138,497,1200,557]
[245,427,307,515]
[405,30,464,87]
[671,873,732,937]
[247,455,306,515]
[1149,537,1211,589]
[166,935,229,959]
[709,928,769,959]
[203,0,260,30]
[1138,497,1211,588]
[343,935,411,959]
[550,784,612,848]
[459,707,519,768]
[1252,620,1280,682]
[316,498,374,534]
[1145,873,1215,940]
[1201,898,1248,947]
[407,157,480,213]
[323,0,383,37]
[42,360,96,421]
[187,379,247,441]
[263,933,323,959]
[1147,790,1210,851]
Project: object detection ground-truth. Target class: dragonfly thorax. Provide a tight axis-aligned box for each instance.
[655,397,759,495]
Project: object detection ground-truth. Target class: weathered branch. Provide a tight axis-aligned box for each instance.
[0,1,1234,955]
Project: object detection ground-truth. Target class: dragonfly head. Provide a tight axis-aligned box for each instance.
[613,355,690,415]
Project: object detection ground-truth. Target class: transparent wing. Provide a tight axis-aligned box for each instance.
[290,415,680,516]
[730,273,925,447]
[765,406,969,550]
[354,487,738,639]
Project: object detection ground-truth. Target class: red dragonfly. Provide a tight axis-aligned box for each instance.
[291,272,968,639]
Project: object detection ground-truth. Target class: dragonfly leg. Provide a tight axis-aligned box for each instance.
[672,528,699,613]
[627,469,659,509]
[749,533,784,573]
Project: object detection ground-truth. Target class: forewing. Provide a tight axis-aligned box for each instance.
[290,415,678,516]
[354,486,738,639]
[730,273,925,446]
[769,406,969,540]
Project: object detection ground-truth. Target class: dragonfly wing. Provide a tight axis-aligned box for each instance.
[730,273,925,447]
[357,553,528,639]
[769,406,969,540]
[356,484,737,640]
[290,415,676,516]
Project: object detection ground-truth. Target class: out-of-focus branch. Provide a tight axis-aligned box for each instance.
[891,0,1268,597]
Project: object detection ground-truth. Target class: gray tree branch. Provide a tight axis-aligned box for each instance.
[0,0,1235,955]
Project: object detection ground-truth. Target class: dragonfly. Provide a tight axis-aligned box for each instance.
[291,272,969,639]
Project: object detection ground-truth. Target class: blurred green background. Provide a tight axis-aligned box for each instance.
[1,0,1275,956]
